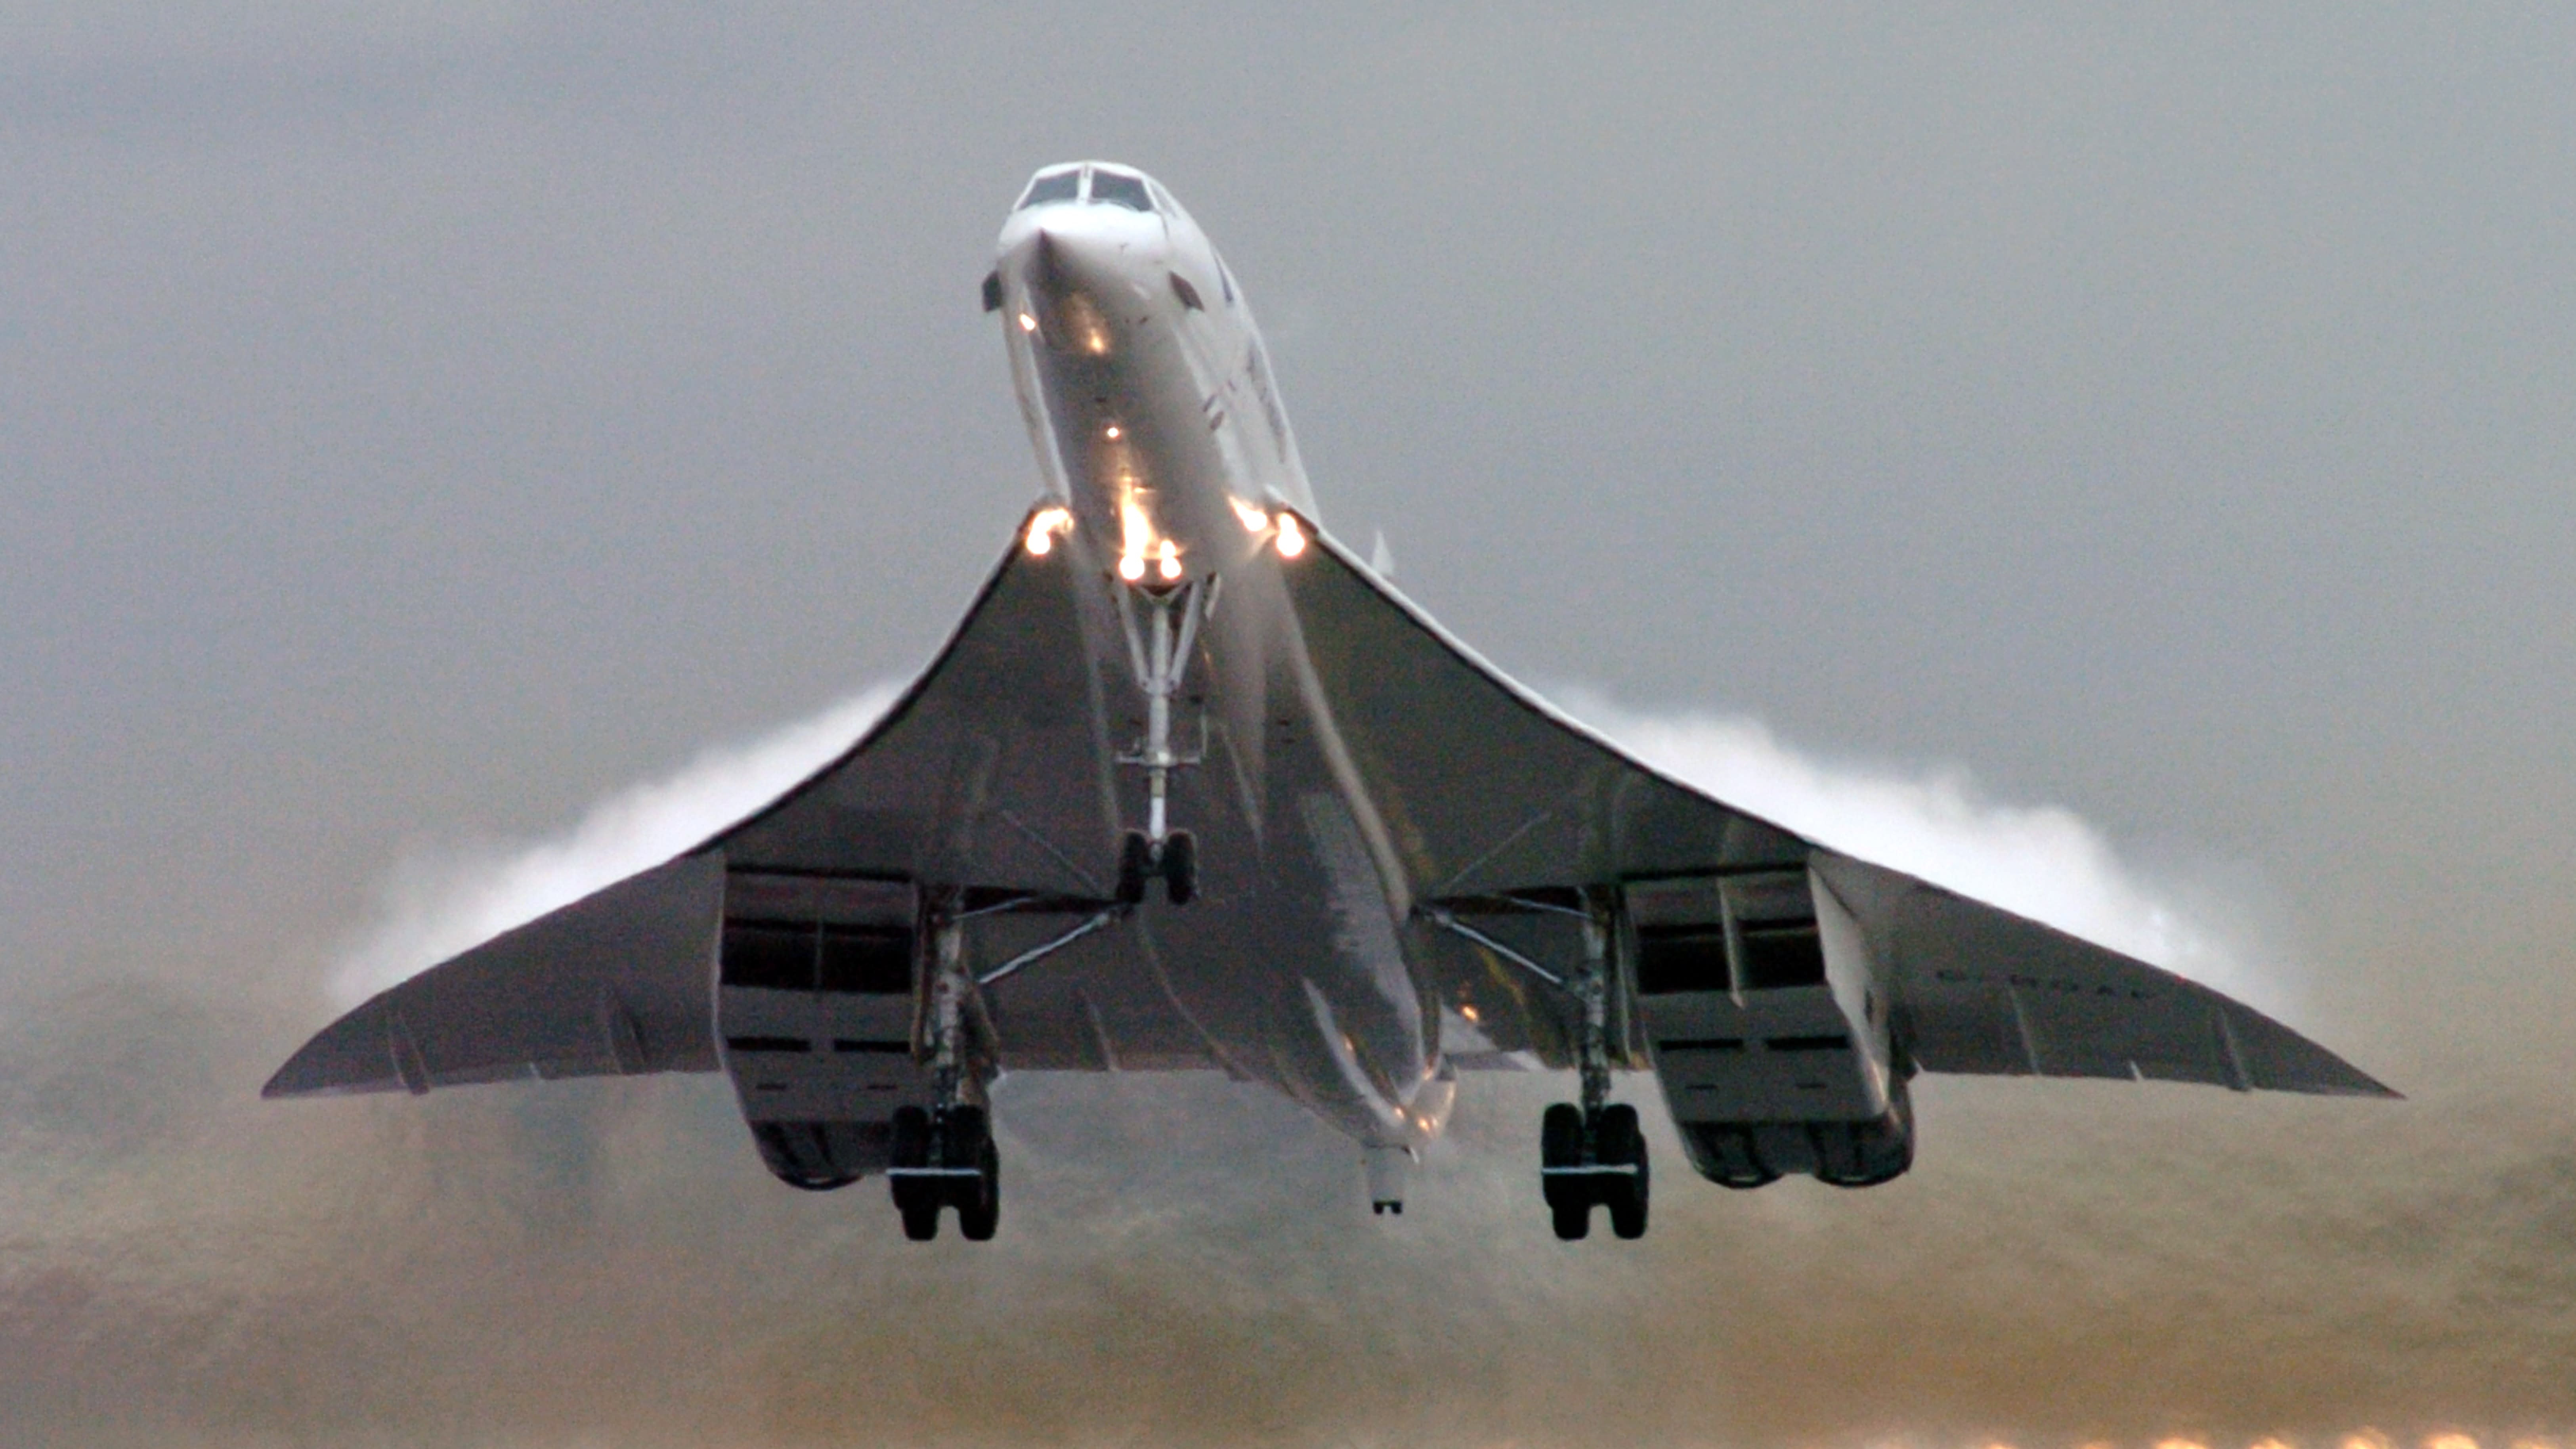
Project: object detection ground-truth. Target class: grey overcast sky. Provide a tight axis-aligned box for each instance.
[5,6,2576,1446]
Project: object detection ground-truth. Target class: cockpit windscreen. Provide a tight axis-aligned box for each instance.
[1017,170,1081,209]
[1088,172,1153,212]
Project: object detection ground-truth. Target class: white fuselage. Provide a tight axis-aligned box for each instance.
[995,167,1315,580]
[990,163,1453,1152]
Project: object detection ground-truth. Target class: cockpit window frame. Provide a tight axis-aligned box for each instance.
[1017,168,1082,210]
[1087,170,1154,213]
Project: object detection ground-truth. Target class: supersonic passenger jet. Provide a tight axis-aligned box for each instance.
[268,162,2394,1243]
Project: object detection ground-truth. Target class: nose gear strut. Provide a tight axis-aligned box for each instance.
[1114,574,1208,906]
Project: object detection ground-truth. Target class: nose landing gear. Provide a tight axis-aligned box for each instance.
[1115,828,1196,906]
[1115,575,1207,907]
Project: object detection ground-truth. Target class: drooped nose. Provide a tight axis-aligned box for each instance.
[1019,224,1124,303]
[1014,227,1123,357]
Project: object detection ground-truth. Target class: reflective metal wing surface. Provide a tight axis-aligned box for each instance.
[262,854,725,1097]
[268,522,1214,1104]
[1282,524,2394,1101]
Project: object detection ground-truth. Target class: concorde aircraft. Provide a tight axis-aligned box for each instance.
[268,162,2395,1243]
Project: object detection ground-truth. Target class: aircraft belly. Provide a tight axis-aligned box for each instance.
[1110,596,1445,1145]
[998,234,1446,1144]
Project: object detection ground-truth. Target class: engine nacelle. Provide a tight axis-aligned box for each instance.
[1627,864,1915,1189]
[717,870,936,1190]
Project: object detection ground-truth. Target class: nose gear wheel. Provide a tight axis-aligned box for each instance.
[1115,828,1197,906]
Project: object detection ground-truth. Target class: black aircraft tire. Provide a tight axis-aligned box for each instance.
[888,1106,932,1212]
[1551,1202,1591,1241]
[1596,1104,1642,1168]
[1162,830,1197,906]
[944,1105,990,1160]
[1115,831,1152,906]
[1609,1137,1650,1240]
[900,1200,940,1241]
[1541,1103,1584,1166]
[959,1142,1001,1242]
[1540,1103,1584,1208]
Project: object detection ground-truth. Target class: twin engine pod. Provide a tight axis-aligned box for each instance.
[1628,866,1915,1189]
[715,872,931,1190]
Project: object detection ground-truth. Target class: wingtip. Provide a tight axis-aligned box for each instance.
[258,1057,312,1101]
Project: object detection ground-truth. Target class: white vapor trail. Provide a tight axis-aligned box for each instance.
[1571,692,2284,1014]
[329,686,901,1006]
[331,682,2280,1017]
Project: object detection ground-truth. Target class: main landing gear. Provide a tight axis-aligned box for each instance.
[1114,574,1206,908]
[888,911,1003,1241]
[1542,1102,1648,1240]
[1540,903,1649,1241]
[888,1103,999,1241]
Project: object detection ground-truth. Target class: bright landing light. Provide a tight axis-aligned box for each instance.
[1275,513,1307,559]
[1157,539,1182,581]
[1024,506,1072,556]
[1229,497,1269,533]
[1017,312,1037,333]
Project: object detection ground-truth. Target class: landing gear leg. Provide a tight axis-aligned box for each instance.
[888,911,1002,1241]
[1115,578,1206,906]
[1539,901,1649,1240]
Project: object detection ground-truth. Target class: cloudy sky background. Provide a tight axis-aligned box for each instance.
[4,6,2574,1445]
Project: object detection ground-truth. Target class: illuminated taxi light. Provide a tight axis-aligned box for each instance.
[1085,330,1108,354]
[1105,424,1122,439]
[1026,528,1053,556]
[1157,539,1182,581]
[1118,554,1146,581]
[1229,497,1270,533]
[1017,312,1037,333]
[1459,1004,1480,1023]
[1275,514,1307,559]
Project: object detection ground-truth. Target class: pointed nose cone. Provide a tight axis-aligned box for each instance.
[1028,227,1068,297]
